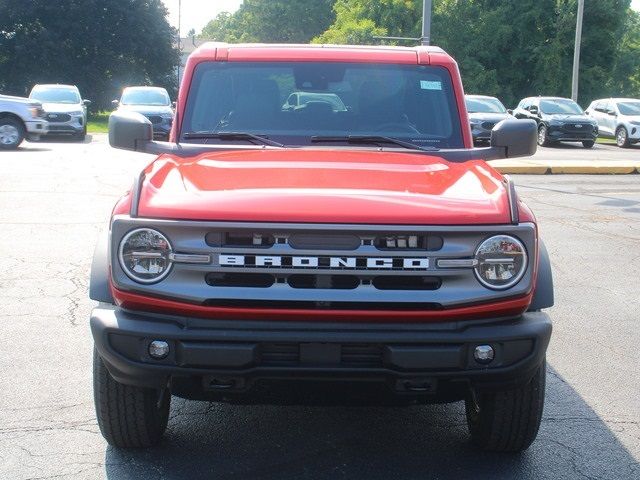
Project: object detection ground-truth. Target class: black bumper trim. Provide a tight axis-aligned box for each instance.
[91,306,552,394]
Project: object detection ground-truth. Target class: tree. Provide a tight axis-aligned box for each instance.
[314,0,635,106]
[0,0,179,110]
[201,0,335,43]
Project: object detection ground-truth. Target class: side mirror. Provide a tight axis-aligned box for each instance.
[108,111,153,151]
[490,119,537,158]
[83,99,92,106]
[529,106,539,115]
[171,101,177,109]
[606,109,616,116]
[111,99,119,109]
[507,109,513,115]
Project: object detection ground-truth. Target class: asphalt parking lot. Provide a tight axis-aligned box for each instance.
[0,135,638,479]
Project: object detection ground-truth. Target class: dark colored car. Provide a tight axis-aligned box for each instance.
[465,95,510,144]
[112,87,173,140]
[513,96,598,148]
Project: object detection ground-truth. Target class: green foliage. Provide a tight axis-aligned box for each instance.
[201,0,335,43]
[313,0,638,106]
[0,0,179,110]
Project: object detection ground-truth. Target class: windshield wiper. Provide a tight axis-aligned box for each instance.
[182,131,285,148]
[310,135,438,152]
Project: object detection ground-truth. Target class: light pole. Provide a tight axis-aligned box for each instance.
[422,0,433,45]
[571,0,584,101]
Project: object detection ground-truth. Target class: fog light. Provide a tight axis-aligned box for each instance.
[474,345,494,364]
[148,340,170,359]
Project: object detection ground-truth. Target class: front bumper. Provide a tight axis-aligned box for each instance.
[24,120,48,140]
[45,115,85,135]
[91,306,551,402]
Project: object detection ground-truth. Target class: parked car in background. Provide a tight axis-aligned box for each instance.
[465,95,511,144]
[29,84,90,140]
[586,98,640,148]
[513,96,598,148]
[112,86,174,140]
[0,94,48,149]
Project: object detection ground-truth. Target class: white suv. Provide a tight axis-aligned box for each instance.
[586,98,640,148]
[29,84,91,141]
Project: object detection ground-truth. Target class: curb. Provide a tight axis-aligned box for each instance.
[489,160,640,175]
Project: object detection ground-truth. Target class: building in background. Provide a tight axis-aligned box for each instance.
[175,36,209,85]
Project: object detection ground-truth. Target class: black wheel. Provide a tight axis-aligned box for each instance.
[616,126,630,148]
[582,140,595,148]
[0,117,25,150]
[537,125,550,147]
[466,361,546,452]
[93,347,170,448]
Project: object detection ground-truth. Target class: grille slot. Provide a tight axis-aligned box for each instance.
[289,233,360,250]
[374,235,442,251]
[206,273,274,288]
[206,232,275,248]
[288,274,360,289]
[372,276,441,291]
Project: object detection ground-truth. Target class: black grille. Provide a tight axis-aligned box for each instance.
[45,113,71,122]
[260,343,383,367]
[481,121,496,130]
[562,123,594,133]
[146,115,163,124]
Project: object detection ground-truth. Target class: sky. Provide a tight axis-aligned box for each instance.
[164,0,640,36]
[163,0,243,35]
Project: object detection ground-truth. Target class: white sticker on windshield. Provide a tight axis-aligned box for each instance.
[420,80,442,90]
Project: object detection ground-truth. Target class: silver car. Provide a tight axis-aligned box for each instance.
[586,97,640,148]
[29,84,91,140]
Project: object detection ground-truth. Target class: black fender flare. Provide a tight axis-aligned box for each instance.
[89,230,113,304]
[529,240,554,311]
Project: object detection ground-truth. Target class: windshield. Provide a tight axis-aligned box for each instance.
[181,62,464,148]
[617,101,640,116]
[539,99,583,115]
[30,87,80,104]
[121,88,170,106]
[465,97,506,114]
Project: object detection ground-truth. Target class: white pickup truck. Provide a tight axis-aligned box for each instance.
[0,94,49,149]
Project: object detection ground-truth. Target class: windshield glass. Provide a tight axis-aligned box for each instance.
[617,101,640,116]
[465,97,506,113]
[121,88,170,106]
[181,62,464,148]
[30,87,80,104]
[539,99,583,115]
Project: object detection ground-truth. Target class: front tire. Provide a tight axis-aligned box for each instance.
[93,348,170,448]
[616,126,630,148]
[466,361,546,452]
[582,140,595,148]
[537,125,550,147]
[0,117,25,150]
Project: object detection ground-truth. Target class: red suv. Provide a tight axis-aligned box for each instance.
[90,43,553,452]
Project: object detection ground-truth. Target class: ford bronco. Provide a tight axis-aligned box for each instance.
[90,43,553,452]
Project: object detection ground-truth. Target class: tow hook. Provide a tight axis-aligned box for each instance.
[395,378,437,394]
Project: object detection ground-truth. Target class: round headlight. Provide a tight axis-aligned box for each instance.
[474,235,527,290]
[118,228,172,283]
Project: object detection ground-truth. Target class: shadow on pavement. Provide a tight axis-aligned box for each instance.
[103,366,638,479]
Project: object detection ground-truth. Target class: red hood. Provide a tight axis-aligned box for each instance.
[137,149,510,225]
